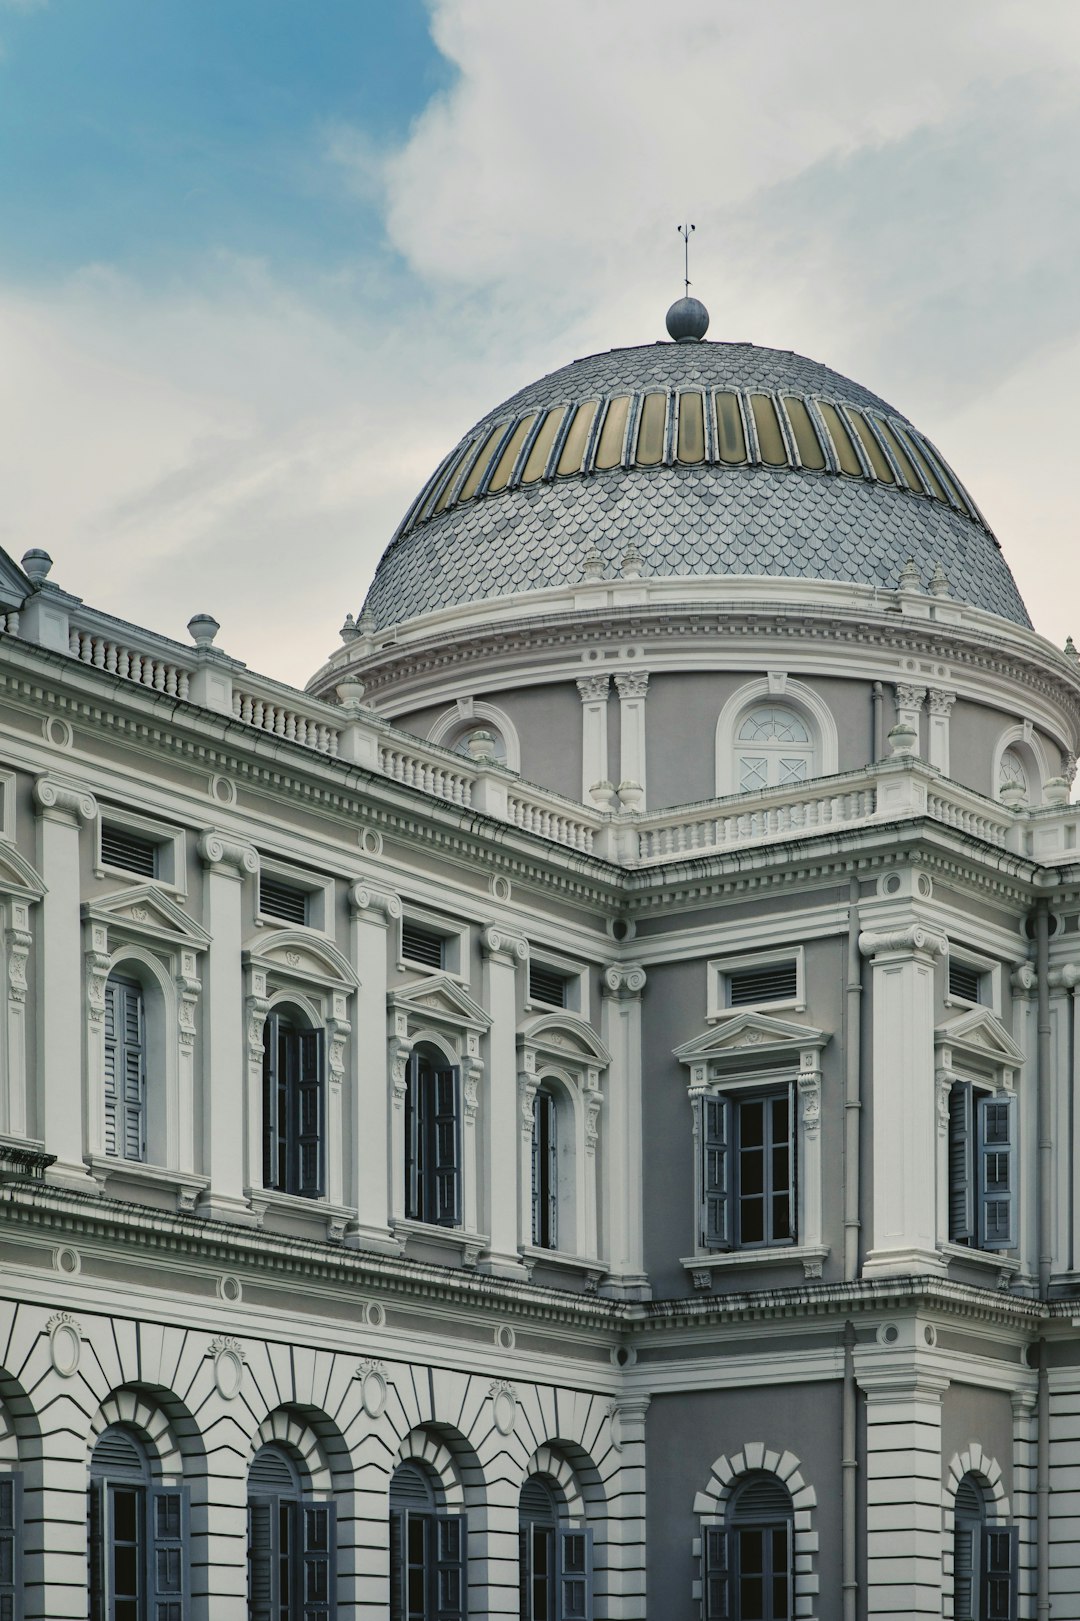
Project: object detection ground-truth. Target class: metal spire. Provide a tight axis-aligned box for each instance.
[677,223,695,296]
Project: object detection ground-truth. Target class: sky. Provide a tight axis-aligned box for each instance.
[2,0,1080,689]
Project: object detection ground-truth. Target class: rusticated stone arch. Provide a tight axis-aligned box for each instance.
[251,1408,336,1497]
[694,1441,818,1621]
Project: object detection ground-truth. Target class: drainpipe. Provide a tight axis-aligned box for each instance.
[1036,895,1051,1618]
[871,681,884,761]
[842,1320,858,1621]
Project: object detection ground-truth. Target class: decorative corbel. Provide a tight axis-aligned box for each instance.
[85,921,111,1034]
[584,1092,604,1157]
[176,949,202,1051]
[6,902,32,1008]
[935,1068,956,1136]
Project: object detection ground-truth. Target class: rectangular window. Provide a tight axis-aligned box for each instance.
[405,1055,462,1227]
[104,977,147,1163]
[259,875,310,926]
[529,962,570,1008]
[557,1527,593,1621]
[700,1087,795,1251]
[0,1473,22,1621]
[402,921,447,971]
[948,1082,1015,1251]
[263,1016,326,1199]
[727,959,798,1008]
[391,1510,466,1621]
[948,959,984,1004]
[531,1090,558,1249]
[248,1498,336,1621]
[101,823,159,878]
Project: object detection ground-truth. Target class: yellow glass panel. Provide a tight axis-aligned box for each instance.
[556,401,598,476]
[818,402,863,476]
[457,424,507,502]
[520,406,566,484]
[901,431,949,503]
[750,394,787,466]
[848,412,894,483]
[714,392,747,464]
[434,440,477,513]
[783,397,825,470]
[872,417,921,490]
[635,392,667,465]
[595,396,630,470]
[677,393,705,464]
[486,414,536,493]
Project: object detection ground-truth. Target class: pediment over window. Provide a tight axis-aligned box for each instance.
[674,1011,829,1082]
[0,842,45,901]
[518,1011,611,1071]
[244,928,357,990]
[82,884,209,947]
[388,974,491,1033]
[935,1006,1024,1071]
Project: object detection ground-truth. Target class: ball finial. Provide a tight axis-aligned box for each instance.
[665,296,709,343]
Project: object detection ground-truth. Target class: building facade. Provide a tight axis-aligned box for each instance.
[2,304,1080,1619]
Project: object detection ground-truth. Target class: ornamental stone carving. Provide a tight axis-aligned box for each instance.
[614,670,650,701]
[797,1070,822,1137]
[576,674,611,703]
[1010,963,1037,994]
[481,925,528,965]
[858,926,947,959]
[584,1094,603,1156]
[602,962,647,999]
[207,1335,246,1400]
[927,687,957,717]
[46,1311,82,1377]
[355,1358,388,1418]
[489,1379,518,1436]
[197,829,259,876]
[33,774,97,824]
[894,683,927,712]
[935,1069,955,1137]
[6,912,31,1006]
[349,880,401,926]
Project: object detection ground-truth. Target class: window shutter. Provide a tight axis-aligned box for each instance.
[296,1030,326,1199]
[784,1080,797,1243]
[302,1501,335,1620]
[389,1509,406,1621]
[148,1486,188,1621]
[0,1473,21,1621]
[953,1521,976,1621]
[88,1477,106,1621]
[263,1013,281,1190]
[949,1081,975,1243]
[433,1069,461,1227]
[435,1512,467,1621]
[547,1094,558,1251]
[405,1057,421,1221]
[531,1092,542,1247]
[248,1499,276,1621]
[120,981,147,1162]
[982,1524,1019,1621]
[701,1096,731,1249]
[703,1524,729,1620]
[532,1092,557,1249]
[519,1526,531,1619]
[104,980,119,1157]
[977,1093,1016,1251]
[557,1527,593,1621]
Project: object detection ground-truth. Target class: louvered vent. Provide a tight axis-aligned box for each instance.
[520,1475,558,1524]
[390,1462,436,1509]
[259,875,309,926]
[955,1475,986,1521]
[727,959,797,1007]
[949,960,983,1004]
[101,824,159,878]
[401,921,446,969]
[249,1444,299,1495]
[91,1425,148,1480]
[729,1473,793,1522]
[529,963,569,1008]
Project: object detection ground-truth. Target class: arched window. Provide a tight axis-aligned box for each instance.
[405,1046,462,1227]
[519,1474,593,1621]
[89,1424,188,1620]
[703,1472,793,1621]
[262,1005,326,1199]
[247,1443,335,1621]
[531,1087,558,1250]
[735,707,813,793]
[953,1473,1017,1621]
[389,1460,466,1621]
[449,725,507,765]
[998,749,1030,798]
[104,973,147,1162]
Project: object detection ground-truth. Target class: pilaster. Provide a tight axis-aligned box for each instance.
[893,683,927,757]
[926,687,955,775]
[600,961,649,1296]
[577,673,611,803]
[605,1396,650,1613]
[614,670,649,809]
[858,1364,949,1615]
[2,897,33,1139]
[481,925,530,1278]
[347,882,401,1253]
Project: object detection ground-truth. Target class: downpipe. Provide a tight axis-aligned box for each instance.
[1036,896,1051,1619]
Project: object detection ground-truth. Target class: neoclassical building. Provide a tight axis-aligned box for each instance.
[2,294,1080,1620]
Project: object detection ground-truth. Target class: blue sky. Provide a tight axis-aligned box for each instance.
[1,0,1079,687]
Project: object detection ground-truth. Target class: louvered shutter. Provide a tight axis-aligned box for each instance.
[701,1096,731,1249]
[0,1474,21,1621]
[953,1521,976,1621]
[977,1094,1015,1251]
[982,1524,1019,1621]
[120,981,147,1161]
[88,1478,106,1621]
[703,1525,729,1620]
[782,1081,796,1243]
[296,1030,326,1199]
[519,1526,531,1619]
[148,1486,188,1621]
[263,1013,281,1190]
[557,1527,592,1621]
[435,1513,466,1621]
[433,1069,461,1227]
[389,1509,406,1621]
[302,1501,335,1620]
[248,1499,276,1621]
[405,1058,421,1220]
[104,980,119,1157]
[546,1094,558,1250]
[949,1082,975,1243]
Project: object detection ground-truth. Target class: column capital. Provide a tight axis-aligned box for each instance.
[859,924,947,960]
[602,961,647,1000]
[894,681,928,711]
[348,880,401,926]
[33,774,97,825]
[858,1368,949,1402]
[576,673,611,703]
[927,686,956,717]
[481,924,528,965]
[614,670,649,700]
[197,829,259,877]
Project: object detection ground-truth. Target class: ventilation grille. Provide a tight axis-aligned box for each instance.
[91,1426,147,1480]
[390,1462,436,1509]
[949,961,983,1004]
[729,1473,793,1521]
[955,1475,986,1520]
[249,1445,298,1495]
[727,959,797,1007]
[259,875,309,926]
[529,963,569,1008]
[101,824,158,878]
[520,1475,558,1524]
[402,921,446,969]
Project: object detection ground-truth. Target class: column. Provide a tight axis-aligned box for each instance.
[1012,1388,1038,1618]
[600,962,649,1296]
[481,925,530,1277]
[860,1368,948,1615]
[197,830,259,1223]
[33,774,98,1186]
[2,896,33,1139]
[614,670,649,808]
[926,688,955,774]
[859,924,947,1277]
[577,674,611,802]
[893,683,927,757]
[603,1397,649,1617]
[347,881,400,1252]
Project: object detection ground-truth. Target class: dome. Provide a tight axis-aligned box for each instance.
[364,341,1030,631]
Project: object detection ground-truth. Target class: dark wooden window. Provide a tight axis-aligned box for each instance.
[949,1083,1015,1251]
[89,1425,189,1621]
[101,824,159,878]
[700,1088,795,1251]
[531,1090,558,1249]
[247,1446,335,1621]
[529,963,570,1008]
[390,1464,466,1621]
[519,1477,593,1621]
[727,959,797,1008]
[953,1474,1018,1621]
[262,1014,326,1199]
[259,875,310,926]
[401,921,447,970]
[949,960,984,1004]
[705,1473,794,1621]
[405,1053,461,1227]
[0,1472,22,1621]
[104,976,146,1163]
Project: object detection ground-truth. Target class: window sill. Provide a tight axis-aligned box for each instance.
[86,1155,208,1214]
[681,1245,829,1281]
[395,960,470,986]
[393,1218,488,1267]
[520,1244,607,1283]
[93,866,187,900]
[706,1001,805,1023]
[247,1187,353,1242]
[941,1242,1022,1286]
[253,912,332,939]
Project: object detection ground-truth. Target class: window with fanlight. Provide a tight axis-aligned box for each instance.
[735,707,814,793]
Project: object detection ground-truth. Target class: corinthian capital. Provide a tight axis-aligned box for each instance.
[33,774,97,825]
[577,674,611,703]
[614,670,650,701]
[894,683,927,712]
[197,829,259,877]
[927,687,956,717]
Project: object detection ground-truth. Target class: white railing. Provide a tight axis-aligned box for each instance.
[635,781,879,864]
[379,745,474,807]
[232,690,339,756]
[926,791,1011,849]
[68,629,191,699]
[506,790,595,853]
